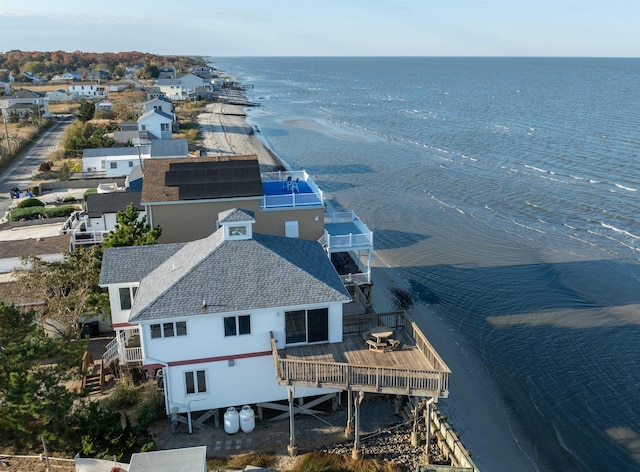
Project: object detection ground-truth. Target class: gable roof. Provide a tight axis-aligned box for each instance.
[141,155,263,203]
[138,108,173,122]
[85,191,143,218]
[150,138,188,157]
[122,228,350,322]
[100,243,186,285]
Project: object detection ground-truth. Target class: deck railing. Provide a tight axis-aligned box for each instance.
[339,272,370,285]
[271,310,450,397]
[102,330,143,366]
[70,229,109,249]
[324,211,374,250]
[261,192,323,208]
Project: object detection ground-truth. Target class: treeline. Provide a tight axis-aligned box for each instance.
[0,50,205,80]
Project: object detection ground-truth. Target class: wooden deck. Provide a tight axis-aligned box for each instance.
[271,311,450,398]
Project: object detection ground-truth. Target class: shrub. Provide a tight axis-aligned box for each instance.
[16,197,45,208]
[136,391,165,429]
[84,188,98,200]
[38,161,53,172]
[8,204,76,221]
[106,381,139,410]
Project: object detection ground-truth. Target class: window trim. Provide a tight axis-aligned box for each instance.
[185,369,206,395]
[150,320,187,339]
[224,314,251,337]
[285,308,329,345]
[118,286,137,311]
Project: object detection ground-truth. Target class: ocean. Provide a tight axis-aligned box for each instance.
[211,57,640,471]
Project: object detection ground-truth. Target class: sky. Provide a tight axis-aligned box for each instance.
[0,0,638,58]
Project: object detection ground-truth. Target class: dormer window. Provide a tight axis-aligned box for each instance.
[229,226,246,236]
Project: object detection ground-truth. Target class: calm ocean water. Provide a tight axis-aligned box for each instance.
[212,57,640,471]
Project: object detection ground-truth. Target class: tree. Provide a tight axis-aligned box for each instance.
[16,247,108,337]
[61,121,114,155]
[102,203,162,247]
[76,99,95,122]
[0,302,86,452]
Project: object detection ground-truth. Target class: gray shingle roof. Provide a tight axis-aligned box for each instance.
[219,208,255,223]
[99,243,186,285]
[85,191,143,218]
[83,147,141,158]
[126,230,350,322]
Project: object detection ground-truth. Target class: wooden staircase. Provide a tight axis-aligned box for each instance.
[81,351,105,396]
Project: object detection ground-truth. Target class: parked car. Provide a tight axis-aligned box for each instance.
[9,187,20,198]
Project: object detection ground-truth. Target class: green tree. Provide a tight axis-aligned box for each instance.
[61,121,114,155]
[102,203,162,247]
[0,302,86,452]
[76,99,95,122]
[16,247,109,337]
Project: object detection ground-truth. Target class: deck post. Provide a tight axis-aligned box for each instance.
[351,391,364,460]
[287,386,297,456]
[345,390,354,438]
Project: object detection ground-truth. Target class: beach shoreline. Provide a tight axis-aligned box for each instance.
[195,99,539,471]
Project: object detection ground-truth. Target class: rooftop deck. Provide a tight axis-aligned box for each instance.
[271,311,450,399]
[323,211,373,252]
[260,170,324,208]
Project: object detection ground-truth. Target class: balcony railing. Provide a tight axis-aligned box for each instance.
[102,329,143,366]
[260,170,324,209]
[323,211,373,251]
[271,311,450,398]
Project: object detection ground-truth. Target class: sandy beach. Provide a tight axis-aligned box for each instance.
[195,102,286,172]
[190,101,538,471]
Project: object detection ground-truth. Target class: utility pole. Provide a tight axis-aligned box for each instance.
[2,114,10,156]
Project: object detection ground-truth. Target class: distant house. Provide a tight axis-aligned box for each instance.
[155,79,185,101]
[68,82,106,99]
[158,66,176,79]
[95,100,113,112]
[177,73,210,93]
[45,89,70,102]
[0,89,46,117]
[52,71,81,81]
[87,70,111,80]
[137,108,173,139]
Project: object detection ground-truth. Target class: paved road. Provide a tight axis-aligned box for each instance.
[0,115,74,218]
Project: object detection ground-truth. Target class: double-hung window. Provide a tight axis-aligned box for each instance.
[224,315,251,337]
[185,370,206,394]
[285,308,329,344]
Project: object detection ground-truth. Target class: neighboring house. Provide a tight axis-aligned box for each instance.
[0,89,46,116]
[141,155,326,243]
[140,155,373,284]
[99,209,352,421]
[137,108,173,139]
[177,73,210,93]
[144,96,174,115]
[46,89,70,102]
[155,79,185,101]
[83,147,146,177]
[68,82,106,99]
[61,191,144,250]
[82,139,189,176]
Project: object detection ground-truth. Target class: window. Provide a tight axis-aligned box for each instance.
[285,308,329,344]
[110,162,118,169]
[118,286,137,310]
[224,315,251,336]
[150,321,187,339]
[161,123,170,132]
[128,161,134,167]
[185,370,206,394]
[229,225,246,237]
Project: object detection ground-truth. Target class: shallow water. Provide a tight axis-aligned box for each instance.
[213,57,640,471]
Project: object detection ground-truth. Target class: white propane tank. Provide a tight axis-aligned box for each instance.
[224,407,239,434]
[239,405,255,433]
